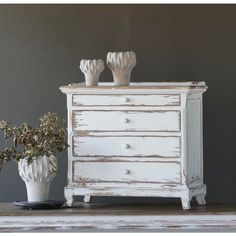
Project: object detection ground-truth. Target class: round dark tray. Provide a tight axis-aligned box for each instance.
[14,200,66,209]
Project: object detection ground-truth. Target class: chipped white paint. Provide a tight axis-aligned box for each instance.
[73,136,180,157]
[60,82,208,210]
[73,161,181,183]
[72,94,180,106]
[65,184,205,199]
[72,110,180,132]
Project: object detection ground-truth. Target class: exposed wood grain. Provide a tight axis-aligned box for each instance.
[64,184,205,203]
[1,202,231,217]
[75,131,182,136]
[59,82,208,95]
[70,106,182,111]
[71,156,181,163]
[1,202,236,232]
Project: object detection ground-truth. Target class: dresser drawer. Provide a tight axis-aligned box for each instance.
[73,161,181,184]
[73,136,180,157]
[72,94,180,106]
[72,110,180,132]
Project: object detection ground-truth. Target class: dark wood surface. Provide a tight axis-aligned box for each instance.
[0,202,235,216]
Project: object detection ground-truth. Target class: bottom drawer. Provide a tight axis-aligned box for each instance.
[73,161,181,184]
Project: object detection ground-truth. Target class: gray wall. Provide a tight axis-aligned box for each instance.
[0,4,234,203]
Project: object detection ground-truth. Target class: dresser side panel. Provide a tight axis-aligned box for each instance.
[66,94,74,186]
[186,95,203,185]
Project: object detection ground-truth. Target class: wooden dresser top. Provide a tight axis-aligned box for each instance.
[60,82,208,94]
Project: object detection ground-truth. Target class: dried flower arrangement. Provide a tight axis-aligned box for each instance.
[0,112,69,166]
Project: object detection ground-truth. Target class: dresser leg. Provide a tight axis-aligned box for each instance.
[66,198,75,207]
[195,192,206,205]
[84,195,91,203]
[181,196,191,210]
[65,191,75,207]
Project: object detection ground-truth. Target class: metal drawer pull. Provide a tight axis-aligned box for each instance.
[124,169,131,175]
[124,118,130,123]
[123,97,130,102]
[124,143,130,149]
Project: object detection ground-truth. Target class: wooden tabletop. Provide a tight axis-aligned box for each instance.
[0,202,236,232]
[59,82,208,94]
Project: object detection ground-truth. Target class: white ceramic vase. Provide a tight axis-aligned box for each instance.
[106,51,136,86]
[18,155,57,202]
[80,59,105,86]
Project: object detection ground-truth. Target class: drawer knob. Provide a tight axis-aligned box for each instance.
[124,169,131,175]
[124,118,130,123]
[123,97,130,102]
[124,143,130,149]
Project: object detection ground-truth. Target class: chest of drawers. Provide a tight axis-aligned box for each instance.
[60,82,208,210]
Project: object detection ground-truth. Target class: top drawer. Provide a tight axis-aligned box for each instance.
[72,94,180,107]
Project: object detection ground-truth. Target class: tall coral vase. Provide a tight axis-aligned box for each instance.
[106,51,136,86]
[18,155,57,202]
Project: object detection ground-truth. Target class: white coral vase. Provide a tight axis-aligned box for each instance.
[18,155,57,202]
[80,59,104,86]
[106,51,137,86]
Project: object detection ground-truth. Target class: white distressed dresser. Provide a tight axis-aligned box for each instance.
[60,82,208,210]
